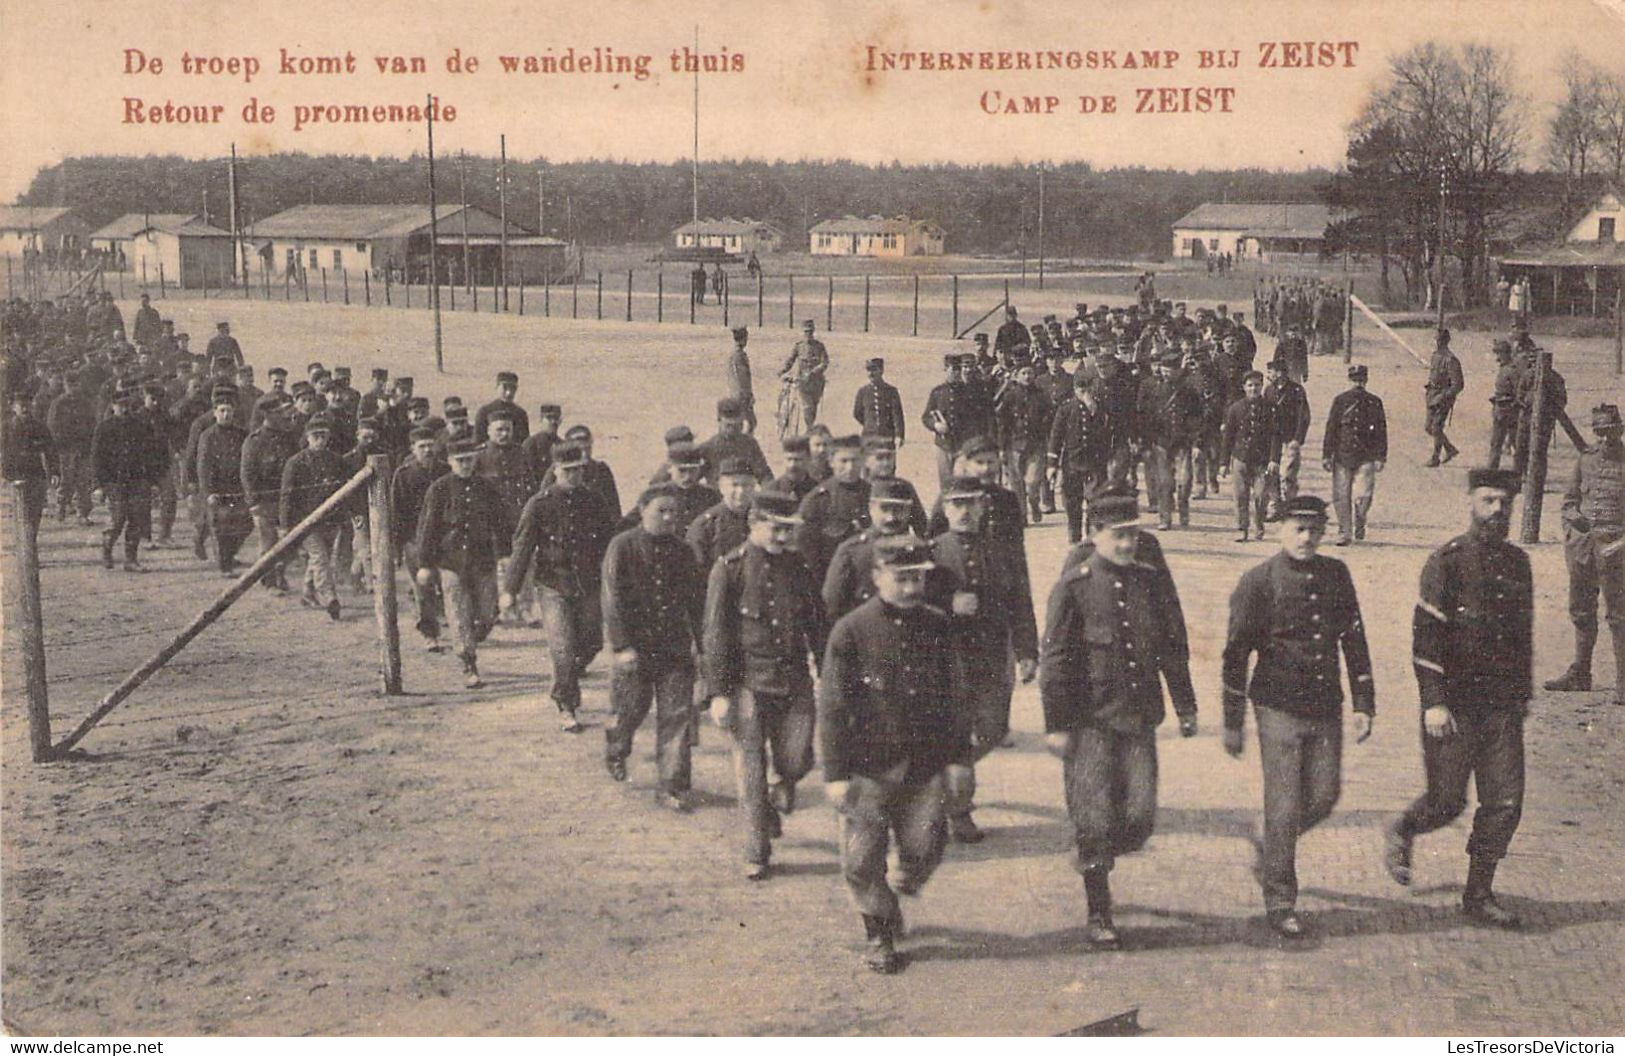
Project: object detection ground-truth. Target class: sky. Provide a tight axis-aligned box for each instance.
[3,0,1625,204]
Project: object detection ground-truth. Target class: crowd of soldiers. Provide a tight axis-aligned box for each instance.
[3,283,1621,978]
[1254,276,1349,366]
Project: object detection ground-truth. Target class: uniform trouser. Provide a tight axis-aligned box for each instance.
[1061,467,1100,544]
[185,479,209,548]
[440,565,498,659]
[1331,462,1379,540]
[729,684,817,865]
[1198,428,1223,489]
[837,772,948,924]
[1003,448,1043,518]
[1063,724,1158,873]
[1565,526,1625,666]
[249,505,285,583]
[1254,706,1343,912]
[155,461,177,540]
[1149,444,1193,526]
[1107,442,1135,488]
[1231,460,1269,533]
[1265,441,1302,513]
[497,557,541,623]
[348,515,373,589]
[1425,399,1456,452]
[300,524,341,607]
[539,585,603,711]
[104,481,152,550]
[947,648,1016,819]
[334,519,357,587]
[55,449,93,518]
[935,445,956,489]
[1397,707,1524,863]
[801,387,823,428]
[1488,410,1517,469]
[606,657,695,792]
[16,478,46,542]
[208,499,252,571]
[399,541,441,640]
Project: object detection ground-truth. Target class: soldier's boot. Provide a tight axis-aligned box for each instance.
[1440,438,1461,464]
[768,779,797,817]
[1424,437,1443,468]
[1354,503,1369,541]
[1082,866,1120,949]
[1463,857,1521,929]
[461,652,484,690]
[193,532,209,561]
[949,811,984,844]
[100,531,116,570]
[122,540,144,573]
[861,915,903,974]
[1543,625,1596,691]
[1382,818,1414,886]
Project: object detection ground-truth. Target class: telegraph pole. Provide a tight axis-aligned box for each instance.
[1037,165,1046,291]
[459,151,472,293]
[228,143,243,281]
[692,25,701,229]
[499,134,509,310]
[1435,158,1448,330]
[426,94,444,372]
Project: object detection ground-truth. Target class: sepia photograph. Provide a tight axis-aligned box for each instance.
[1,0,1622,1039]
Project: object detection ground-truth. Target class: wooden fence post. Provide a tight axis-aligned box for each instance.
[788,275,795,328]
[864,275,871,332]
[572,275,578,318]
[8,483,52,762]
[1615,287,1622,376]
[756,269,764,327]
[364,269,371,307]
[627,269,634,323]
[658,270,664,323]
[158,263,166,296]
[518,278,525,315]
[1519,351,1552,545]
[403,272,410,308]
[723,271,730,328]
[826,276,834,332]
[367,455,403,695]
[321,267,329,303]
[689,272,696,325]
[1345,278,1354,363]
[596,270,603,320]
[952,274,959,337]
[342,266,350,306]
[912,275,920,336]
[449,280,456,312]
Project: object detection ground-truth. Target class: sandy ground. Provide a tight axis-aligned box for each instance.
[2,290,1621,1036]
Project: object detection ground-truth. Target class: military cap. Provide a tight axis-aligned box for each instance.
[1216,303,1228,313]
[254,393,287,411]
[394,376,415,388]
[865,357,885,371]
[957,352,980,367]
[782,435,810,455]
[941,475,985,502]
[552,441,590,469]
[537,403,562,417]
[371,367,390,380]
[213,355,236,369]
[215,320,230,329]
[267,366,289,378]
[1348,365,1369,381]
[408,426,438,443]
[717,456,755,479]
[307,361,325,372]
[872,533,935,571]
[486,404,517,423]
[357,415,382,431]
[313,371,334,386]
[1280,495,1329,521]
[304,414,335,435]
[445,405,470,421]
[1492,339,1512,355]
[449,438,482,459]
[664,425,694,446]
[1467,467,1521,494]
[235,364,255,375]
[496,370,519,385]
[862,436,897,453]
[802,319,815,330]
[973,332,989,344]
[958,435,999,460]
[1089,493,1150,530]
[1242,370,1265,384]
[943,353,962,367]
[406,396,430,411]
[1591,403,1622,431]
[1267,357,1290,371]
[731,326,749,340]
[637,482,684,506]
[869,478,915,505]
[668,440,705,467]
[717,396,746,419]
[830,434,863,452]
[290,380,315,397]
[210,384,239,403]
[333,366,352,380]
[563,424,592,441]
[748,490,803,524]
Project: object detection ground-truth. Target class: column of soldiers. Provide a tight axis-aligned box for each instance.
[5,292,1618,984]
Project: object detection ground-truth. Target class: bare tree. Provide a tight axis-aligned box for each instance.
[1596,72,1625,183]
[1546,52,1606,185]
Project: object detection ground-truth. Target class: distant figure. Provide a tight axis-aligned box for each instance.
[746,250,761,277]
[692,265,708,306]
[711,264,725,303]
[776,319,829,440]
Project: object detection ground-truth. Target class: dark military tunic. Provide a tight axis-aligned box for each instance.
[686,501,751,572]
[278,447,349,532]
[928,529,1039,671]
[853,379,906,443]
[473,398,531,444]
[796,477,871,582]
[772,466,818,504]
[821,527,900,621]
[702,542,827,699]
[1220,395,1280,468]
[504,484,616,597]
[390,456,448,549]
[921,381,992,455]
[1322,388,1388,468]
[475,441,537,520]
[414,472,514,577]
[697,431,774,485]
[1412,530,1533,711]
[601,526,705,667]
[995,382,1053,455]
[1047,397,1108,477]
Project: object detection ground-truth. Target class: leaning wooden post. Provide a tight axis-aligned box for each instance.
[1519,351,1552,545]
[9,482,52,762]
[52,463,378,756]
[1345,278,1355,364]
[367,454,403,695]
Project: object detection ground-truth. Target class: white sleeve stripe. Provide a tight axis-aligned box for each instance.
[1417,601,1448,623]
[1413,658,1445,675]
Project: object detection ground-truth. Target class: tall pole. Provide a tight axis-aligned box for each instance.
[459,151,472,293]
[1435,159,1448,330]
[426,93,445,372]
[499,134,509,310]
[538,163,546,236]
[9,483,51,762]
[692,25,700,229]
[1037,165,1046,291]
[228,143,242,281]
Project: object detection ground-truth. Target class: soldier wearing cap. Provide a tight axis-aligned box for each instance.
[1222,494,1374,938]
[1096,342,1142,490]
[853,357,905,447]
[1047,371,1110,543]
[358,367,390,421]
[1423,329,1464,467]
[475,371,530,444]
[240,395,299,591]
[1262,356,1311,521]
[46,369,97,524]
[433,404,474,464]
[1220,370,1279,542]
[647,425,696,486]
[1545,404,1625,703]
[341,414,391,592]
[561,424,620,519]
[922,353,989,487]
[205,322,243,367]
[777,320,829,438]
[796,434,869,584]
[1276,324,1309,385]
[705,490,829,872]
[392,426,449,650]
[820,533,971,973]
[1041,491,1197,947]
[1138,350,1205,531]
[772,435,818,503]
[860,436,929,537]
[659,440,722,537]
[477,405,541,624]
[602,482,707,804]
[822,477,918,621]
[806,424,835,482]
[725,326,757,434]
[1322,364,1388,545]
[132,293,160,349]
[1385,468,1531,929]
[522,403,564,486]
[196,384,251,576]
[4,385,57,541]
[1487,339,1519,469]
[687,456,758,572]
[928,476,1038,843]
[280,414,351,619]
[504,440,618,731]
[179,384,231,560]
[700,397,773,487]
[994,304,1030,361]
[994,358,1053,524]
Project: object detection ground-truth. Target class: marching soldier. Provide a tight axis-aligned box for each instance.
[687,457,758,572]
[478,406,541,623]
[929,476,1038,843]
[391,427,448,651]
[725,326,757,434]
[1487,340,1519,469]
[92,385,161,572]
[416,439,515,687]
[1322,365,1388,546]
[280,414,350,620]
[561,425,621,519]
[205,321,243,367]
[1262,357,1311,521]
[1385,469,1531,929]
[1048,373,1110,543]
[1544,404,1624,703]
[521,402,563,487]
[601,484,707,803]
[705,491,829,875]
[853,357,906,447]
[795,434,870,585]
[3,387,57,541]
[822,478,917,621]
[922,353,981,486]
[1220,371,1279,543]
[995,360,1053,524]
[1423,329,1464,467]
[1041,490,1197,948]
[195,386,252,576]
[699,397,773,486]
[47,370,97,524]
[860,437,929,537]
[819,533,970,973]
[358,367,390,421]
[1139,351,1204,531]
[1222,495,1375,938]
[474,370,530,443]
[772,435,818,503]
[240,395,298,591]
[504,440,618,731]
[665,441,722,536]
[994,304,1030,361]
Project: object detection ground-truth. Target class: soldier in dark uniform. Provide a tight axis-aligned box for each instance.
[233,365,263,430]
[47,370,97,524]
[1139,351,1204,531]
[391,427,448,651]
[196,387,251,576]
[1048,373,1109,543]
[522,403,563,488]
[922,354,976,487]
[665,441,722,536]
[358,368,390,421]
[1322,365,1388,545]
[1544,404,1624,703]
[1262,357,1312,521]
[1423,329,1464,467]
[562,424,620,519]
[504,440,617,731]
[822,478,916,621]
[1220,371,1279,542]
[1222,495,1375,938]
[795,434,870,584]
[1041,491,1197,948]
[819,533,970,974]
[1275,324,1310,385]
[725,327,757,435]
[860,437,928,537]
[478,405,541,624]
[341,415,390,593]
[1097,343,1142,490]
[3,387,57,541]
[705,491,828,875]
[240,395,299,592]
[929,476,1038,843]
[994,304,1030,362]
[772,435,817,503]
[416,439,516,687]
[806,425,834,483]
[995,360,1052,524]
[92,386,161,571]
[777,320,829,436]
[699,397,773,486]
[1487,340,1519,469]
[281,415,350,620]
[205,321,243,367]
[688,457,757,572]
[853,357,905,447]
[474,370,530,444]
[1385,469,1531,929]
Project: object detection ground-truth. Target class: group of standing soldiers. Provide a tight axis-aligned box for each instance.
[1255,275,1349,361]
